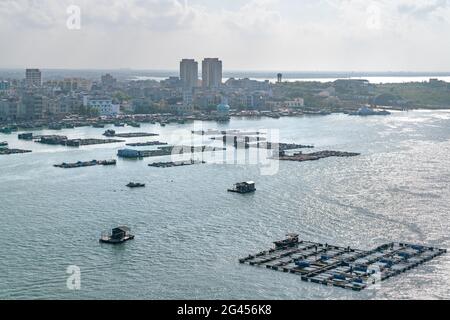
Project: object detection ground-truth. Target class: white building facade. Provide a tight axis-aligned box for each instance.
[83,96,119,116]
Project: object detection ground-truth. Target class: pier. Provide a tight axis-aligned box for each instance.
[240,235,446,291]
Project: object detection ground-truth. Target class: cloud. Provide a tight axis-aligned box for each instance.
[0,0,450,70]
[0,0,201,31]
[221,0,283,35]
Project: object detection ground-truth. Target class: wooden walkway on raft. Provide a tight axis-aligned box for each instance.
[239,237,446,291]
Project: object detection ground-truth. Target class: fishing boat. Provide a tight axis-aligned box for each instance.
[99,226,135,244]
[129,122,141,128]
[126,182,145,188]
[273,233,299,249]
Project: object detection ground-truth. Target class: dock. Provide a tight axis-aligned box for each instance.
[239,235,446,291]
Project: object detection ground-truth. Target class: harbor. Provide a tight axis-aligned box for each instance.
[240,234,447,291]
[1,112,450,299]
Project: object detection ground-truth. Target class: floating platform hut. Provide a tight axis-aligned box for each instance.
[228,181,256,194]
[239,234,446,291]
[18,133,33,140]
[100,226,135,244]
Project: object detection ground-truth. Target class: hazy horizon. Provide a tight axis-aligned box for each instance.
[1,0,450,71]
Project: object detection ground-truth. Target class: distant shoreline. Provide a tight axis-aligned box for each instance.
[2,68,450,83]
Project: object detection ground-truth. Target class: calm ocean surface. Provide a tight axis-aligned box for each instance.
[1,110,449,300]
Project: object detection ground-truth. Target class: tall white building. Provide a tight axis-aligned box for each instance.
[180,59,198,90]
[25,69,42,87]
[83,96,119,116]
[202,58,222,89]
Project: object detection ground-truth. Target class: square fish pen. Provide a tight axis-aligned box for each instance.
[239,235,447,291]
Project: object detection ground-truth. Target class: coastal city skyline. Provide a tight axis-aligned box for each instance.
[2,57,450,122]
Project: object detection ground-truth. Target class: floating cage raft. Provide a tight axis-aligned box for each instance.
[239,235,447,291]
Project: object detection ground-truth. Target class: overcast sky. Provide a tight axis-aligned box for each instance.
[1,0,450,71]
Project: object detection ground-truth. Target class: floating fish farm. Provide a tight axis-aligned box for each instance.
[239,234,446,291]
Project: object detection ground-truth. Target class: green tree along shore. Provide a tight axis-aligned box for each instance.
[373,82,450,108]
[271,79,450,111]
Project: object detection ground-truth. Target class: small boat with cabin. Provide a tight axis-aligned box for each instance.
[273,233,299,249]
[99,226,135,244]
[126,182,146,188]
[227,181,256,194]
